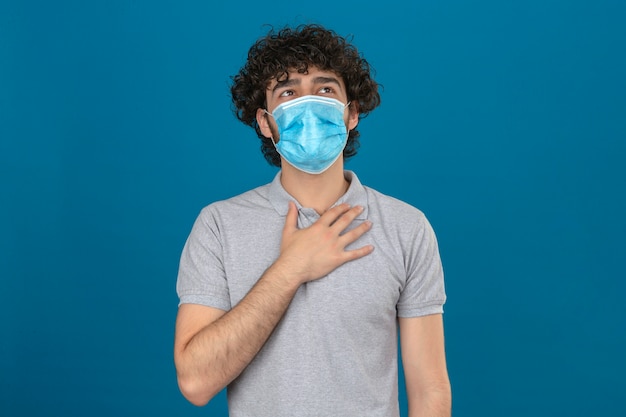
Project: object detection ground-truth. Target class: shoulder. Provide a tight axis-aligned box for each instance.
[364,185,428,224]
[362,184,440,253]
[199,183,273,219]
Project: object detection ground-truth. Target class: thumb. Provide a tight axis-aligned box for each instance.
[282,201,299,235]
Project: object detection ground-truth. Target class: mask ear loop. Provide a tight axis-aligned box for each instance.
[263,109,279,147]
[344,101,354,133]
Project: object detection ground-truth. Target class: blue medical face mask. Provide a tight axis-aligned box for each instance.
[265,95,350,174]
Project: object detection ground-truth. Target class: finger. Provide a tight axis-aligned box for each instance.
[339,220,372,245]
[341,244,375,263]
[318,203,351,226]
[330,205,365,232]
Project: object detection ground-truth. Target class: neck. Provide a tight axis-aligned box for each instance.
[279,159,350,215]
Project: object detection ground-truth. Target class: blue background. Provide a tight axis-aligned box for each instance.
[2,1,625,416]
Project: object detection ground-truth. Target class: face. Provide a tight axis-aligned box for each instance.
[256,66,359,141]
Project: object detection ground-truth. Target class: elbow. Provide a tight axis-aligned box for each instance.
[183,392,211,408]
[177,375,221,407]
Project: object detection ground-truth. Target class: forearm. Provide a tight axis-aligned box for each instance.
[176,262,300,405]
[407,383,452,417]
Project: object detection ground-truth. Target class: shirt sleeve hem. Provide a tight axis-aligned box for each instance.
[178,294,231,311]
[397,300,445,318]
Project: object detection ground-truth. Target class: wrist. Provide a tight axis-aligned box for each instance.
[267,257,308,288]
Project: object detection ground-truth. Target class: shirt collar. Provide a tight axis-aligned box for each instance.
[268,170,369,219]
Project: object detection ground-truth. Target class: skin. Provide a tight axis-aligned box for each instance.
[174,67,451,416]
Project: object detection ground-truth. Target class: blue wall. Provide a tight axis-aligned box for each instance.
[2,1,624,416]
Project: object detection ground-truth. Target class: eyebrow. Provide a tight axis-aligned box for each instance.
[272,77,300,92]
[271,75,342,92]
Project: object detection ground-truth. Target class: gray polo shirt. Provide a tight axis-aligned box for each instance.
[177,170,446,417]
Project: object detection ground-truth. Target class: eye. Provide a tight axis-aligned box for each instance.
[279,90,295,97]
[319,86,335,94]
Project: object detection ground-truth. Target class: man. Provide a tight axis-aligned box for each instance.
[174,24,451,416]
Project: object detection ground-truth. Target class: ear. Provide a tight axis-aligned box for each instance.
[347,102,359,131]
[256,108,273,138]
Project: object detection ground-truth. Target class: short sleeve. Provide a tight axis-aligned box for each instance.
[396,213,446,318]
[176,206,232,310]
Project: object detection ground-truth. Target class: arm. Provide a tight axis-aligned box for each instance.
[174,202,373,406]
[399,314,452,417]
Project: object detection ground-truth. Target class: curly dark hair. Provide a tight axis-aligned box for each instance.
[230,24,381,167]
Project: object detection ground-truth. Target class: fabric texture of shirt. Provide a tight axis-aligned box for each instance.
[176,170,446,417]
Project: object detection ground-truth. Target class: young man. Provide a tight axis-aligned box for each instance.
[174,24,451,417]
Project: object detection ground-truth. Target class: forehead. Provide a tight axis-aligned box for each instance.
[265,67,346,90]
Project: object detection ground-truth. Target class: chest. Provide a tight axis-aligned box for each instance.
[220,214,407,326]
